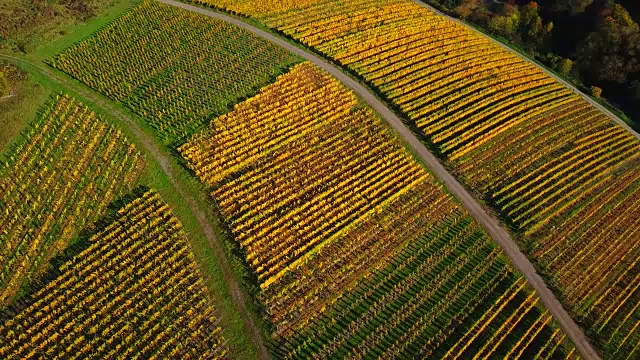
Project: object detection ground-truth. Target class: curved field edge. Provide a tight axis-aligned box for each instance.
[0,54,265,360]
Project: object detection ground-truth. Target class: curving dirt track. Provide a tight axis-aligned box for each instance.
[155,1,602,359]
[0,53,271,360]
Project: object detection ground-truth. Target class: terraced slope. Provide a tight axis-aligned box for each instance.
[188,0,640,357]
[0,94,144,306]
[180,61,578,358]
[0,190,227,359]
[48,0,300,143]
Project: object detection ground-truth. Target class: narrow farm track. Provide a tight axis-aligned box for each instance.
[410,0,640,141]
[155,1,602,359]
[0,94,17,100]
[0,53,271,360]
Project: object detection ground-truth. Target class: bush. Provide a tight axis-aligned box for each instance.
[557,58,573,75]
[547,54,574,76]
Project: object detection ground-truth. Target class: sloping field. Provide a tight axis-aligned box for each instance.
[279,215,571,359]
[190,0,640,356]
[47,0,300,142]
[0,190,227,359]
[0,94,144,306]
[180,62,435,291]
[180,61,578,358]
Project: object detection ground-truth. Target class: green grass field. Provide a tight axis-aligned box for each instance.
[0,70,49,153]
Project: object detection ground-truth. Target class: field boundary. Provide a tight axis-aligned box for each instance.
[155,1,601,359]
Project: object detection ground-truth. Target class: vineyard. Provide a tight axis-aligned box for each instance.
[0,190,227,359]
[278,212,577,360]
[48,0,300,142]
[188,0,640,357]
[180,62,433,292]
[179,61,577,357]
[0,94,144,307]
[181,62,438,331]
[20,0,635,357]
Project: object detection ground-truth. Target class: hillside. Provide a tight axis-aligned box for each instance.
[0,0,637,358]
[188,0,639,358]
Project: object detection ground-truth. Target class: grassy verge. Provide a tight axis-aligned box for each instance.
[33,0,141,61]
[0,0,140,150]
[138,143,266,360]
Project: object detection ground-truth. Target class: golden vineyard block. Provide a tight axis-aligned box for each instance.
[0,95,145,306]
[0,191,227,359]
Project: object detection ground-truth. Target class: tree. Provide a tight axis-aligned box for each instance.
[489,4,520,37]
[521,2,542,32]
[590,85,603,98]
[454,0,479,19]
[576,4,640,84]
[519,2,552,49]
[560,58,573,74]
[551,56,574,75]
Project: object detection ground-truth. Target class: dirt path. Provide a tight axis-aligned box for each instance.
[0,53,271,360]
[0,93,17,100]
[156,1,601,359]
